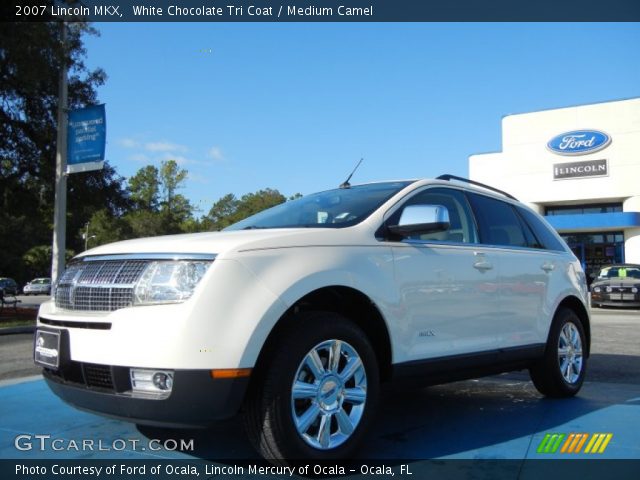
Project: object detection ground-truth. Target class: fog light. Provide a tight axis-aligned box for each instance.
[130,369,174,395]
[153,372,173,391]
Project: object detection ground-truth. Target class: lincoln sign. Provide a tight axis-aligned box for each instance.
[553,159,608,180]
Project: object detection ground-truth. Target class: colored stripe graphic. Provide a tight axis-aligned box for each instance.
[537,434,552,453]
[560,433,589,453]
[584,433,613,454]
[538,433,612,454]
[537,433,566,453]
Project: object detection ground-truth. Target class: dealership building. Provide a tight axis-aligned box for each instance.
[469,97,640,282]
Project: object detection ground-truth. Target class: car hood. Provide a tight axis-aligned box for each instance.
[76,227,370,260]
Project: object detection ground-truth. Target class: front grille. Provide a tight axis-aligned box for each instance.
[55,260,148,312]
[83,363,115,390]
[46,361,130,393]
[607,291,637,301]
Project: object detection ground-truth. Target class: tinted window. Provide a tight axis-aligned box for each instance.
[517,207,566,251]
[546,203,622,216]
[515,212,543,249]
[467,193,528,248]
[388,187,478,243]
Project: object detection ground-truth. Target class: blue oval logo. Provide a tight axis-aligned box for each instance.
[547,130,611,156]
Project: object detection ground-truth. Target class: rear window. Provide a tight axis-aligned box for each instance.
[516,206,567,252]
[467,193,528,248]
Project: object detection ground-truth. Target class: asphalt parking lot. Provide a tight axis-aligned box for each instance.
[0,308,639,471]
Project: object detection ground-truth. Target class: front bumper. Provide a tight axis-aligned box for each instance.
[43,367,249,428]
[591,293,640,308]
[37,327,249,427]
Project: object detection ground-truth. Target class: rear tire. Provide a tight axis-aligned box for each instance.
[243,311,380,463]
[530,308,587,398]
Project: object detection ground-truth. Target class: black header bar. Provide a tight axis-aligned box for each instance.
[5,0,640,22]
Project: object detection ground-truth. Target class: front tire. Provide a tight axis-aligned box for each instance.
[244,311,380,463]
[530,308,587,398]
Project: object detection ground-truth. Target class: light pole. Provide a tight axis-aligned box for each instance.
[51,21,68,285]
[83,222,96,251]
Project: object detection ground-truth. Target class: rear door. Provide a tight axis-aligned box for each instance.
[466,193,550,348]
[515,205,574,342]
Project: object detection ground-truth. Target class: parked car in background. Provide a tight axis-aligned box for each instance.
[23,278,52,296]
[0,277,18,295]
[590,264,640,308]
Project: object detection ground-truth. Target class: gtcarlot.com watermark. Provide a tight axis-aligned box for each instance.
[14,434,194,452]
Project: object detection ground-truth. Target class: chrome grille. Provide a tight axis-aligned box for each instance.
[55,260,148,312]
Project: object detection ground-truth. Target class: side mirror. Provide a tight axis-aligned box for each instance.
[388,204,450,237]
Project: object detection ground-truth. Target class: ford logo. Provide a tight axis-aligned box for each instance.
[547,130,611,156]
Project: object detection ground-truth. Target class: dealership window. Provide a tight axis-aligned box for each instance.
[545,203,623,216]
[561,231,625,285]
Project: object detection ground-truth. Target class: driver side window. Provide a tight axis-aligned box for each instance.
[391,188,478,243]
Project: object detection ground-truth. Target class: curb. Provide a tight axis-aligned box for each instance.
[0,326,35,336]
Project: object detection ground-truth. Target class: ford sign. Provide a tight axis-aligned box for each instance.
[547,130,611,156]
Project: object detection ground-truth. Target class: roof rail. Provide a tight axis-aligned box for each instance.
[436,174,518,201]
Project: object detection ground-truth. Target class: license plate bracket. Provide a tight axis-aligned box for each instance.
[34,329,61,369]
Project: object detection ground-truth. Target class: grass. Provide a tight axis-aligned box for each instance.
[0,307,37,329]
[0,318,35,329]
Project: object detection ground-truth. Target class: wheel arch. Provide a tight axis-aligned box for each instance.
[555,295,591,357]
[250,286,393,385]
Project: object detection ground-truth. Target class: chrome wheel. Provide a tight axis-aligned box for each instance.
[558,322,583,384]
[291,339,367,450]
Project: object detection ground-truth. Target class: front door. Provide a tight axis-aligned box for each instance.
[385,187,499,361]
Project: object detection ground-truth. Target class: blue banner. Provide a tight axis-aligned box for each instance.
[67,104,106,174]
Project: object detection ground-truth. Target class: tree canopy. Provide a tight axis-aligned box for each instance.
[201,189,288,231]
[1,21,128,283]
[1,21,301,285]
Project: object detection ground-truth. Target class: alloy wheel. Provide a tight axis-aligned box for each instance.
[290,339,367,450]
[558,322,583,384]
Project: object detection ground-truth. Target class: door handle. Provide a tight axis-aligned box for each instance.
[473,251,493,271]
[473,261,494,271]
[541,262,555,273]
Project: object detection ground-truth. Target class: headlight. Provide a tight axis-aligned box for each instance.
[133,260,211,305]
[605,286,613,293]
[593,287,601,293]
[632,287,639,294]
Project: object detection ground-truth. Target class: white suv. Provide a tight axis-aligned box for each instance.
[35,175,590,461]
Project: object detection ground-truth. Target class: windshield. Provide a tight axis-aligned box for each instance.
[598,266,640,279]
[225,181,413,231]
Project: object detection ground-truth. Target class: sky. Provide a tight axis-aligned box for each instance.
[82,23,640,216]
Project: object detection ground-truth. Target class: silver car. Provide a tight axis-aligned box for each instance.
[23,278,52,295]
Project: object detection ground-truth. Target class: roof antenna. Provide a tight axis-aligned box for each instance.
[339,157,363,189]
